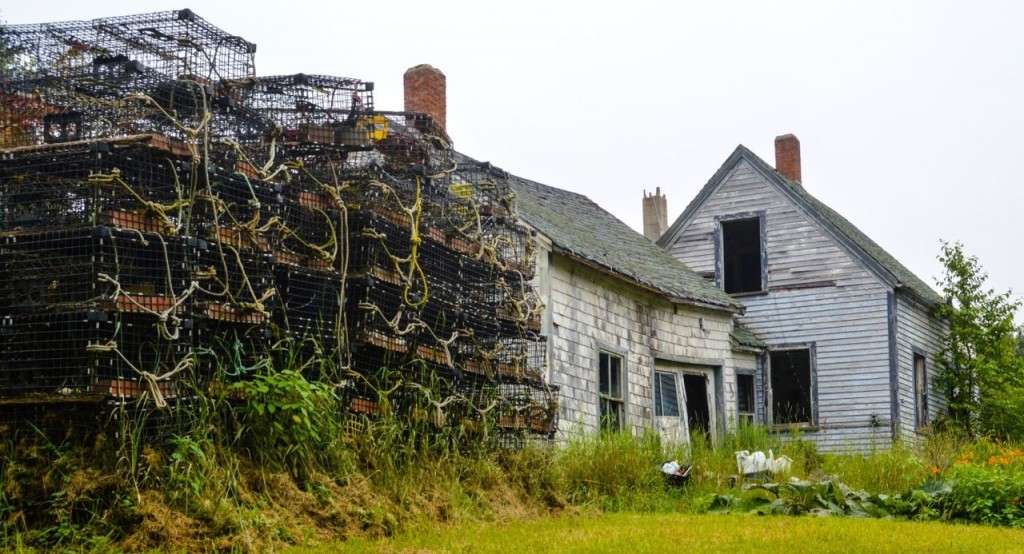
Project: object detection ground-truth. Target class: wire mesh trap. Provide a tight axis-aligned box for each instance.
[0,9,557,446]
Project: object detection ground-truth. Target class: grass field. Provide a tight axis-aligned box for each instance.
[334,513,1024,553]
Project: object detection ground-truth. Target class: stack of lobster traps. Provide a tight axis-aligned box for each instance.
[0,10,556,446]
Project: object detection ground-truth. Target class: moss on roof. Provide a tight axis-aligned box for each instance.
[505,174,742,311]
[781,177,942,306]
[731,321,765,351]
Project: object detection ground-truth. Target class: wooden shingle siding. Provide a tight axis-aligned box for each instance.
[894,291,948,440]
[542,253,736,437]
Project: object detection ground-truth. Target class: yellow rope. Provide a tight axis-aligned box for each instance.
[403,175,428,308]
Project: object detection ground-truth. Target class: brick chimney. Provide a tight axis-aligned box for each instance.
[774,134,801,183]
[404,64,446,129]
[642,187,668,242]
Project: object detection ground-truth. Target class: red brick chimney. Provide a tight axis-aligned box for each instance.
[774,134,801,183]
[404,64,446,129]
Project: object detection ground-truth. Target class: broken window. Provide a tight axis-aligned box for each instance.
[914,353,928,428]
[736,373,756,424]
[654,371,680,417]
[721,217,763,294]
[770,349,813,425]
[599,351,624,432]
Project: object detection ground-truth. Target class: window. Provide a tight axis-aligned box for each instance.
[654,371,680,417]
[736,373,755,424]
[721,217,763,294]
[770,349,813,425]
[914,353,928,428]
[599,352,624,431]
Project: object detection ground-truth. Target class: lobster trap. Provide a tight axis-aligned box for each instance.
[1,10,256,83]
[191,318,273,384]
[0,310,193,401]
[0,9,557,448]
[0,226,195,319]
[0,139,191,234]
[191,241,276,324]
[273,264,344,341]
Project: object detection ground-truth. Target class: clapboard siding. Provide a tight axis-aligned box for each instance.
[665,159,899,452]
[540,252,737,439]
[895,291,948,441]
[669,161,873,291]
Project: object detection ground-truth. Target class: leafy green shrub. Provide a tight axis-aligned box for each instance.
[234,368,351,481]
[939,440,1024,526]
[706,476,948,520]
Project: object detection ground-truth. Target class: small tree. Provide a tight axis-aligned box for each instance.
[934,241,1024,438]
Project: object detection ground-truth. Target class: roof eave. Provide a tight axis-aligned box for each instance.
[731,342,766,354]
[896,283,944,311]
[738,151,902,291]
[554,247,742,314]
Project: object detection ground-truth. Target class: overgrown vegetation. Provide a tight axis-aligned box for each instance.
[3,381,1024,552]
[0,355,563,552]
[934,241,1024,439]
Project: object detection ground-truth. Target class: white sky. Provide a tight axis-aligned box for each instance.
[5,1,1023,322]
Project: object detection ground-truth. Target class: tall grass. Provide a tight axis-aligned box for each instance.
[556,429,672,511]
[0,373,1011,554]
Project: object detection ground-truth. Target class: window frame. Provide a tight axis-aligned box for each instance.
[715,211,767,295]
[767,344,817,429]
[653,370,681,418]
[598,349,626,432]
[735,371,757,424]
[912,348,929,430]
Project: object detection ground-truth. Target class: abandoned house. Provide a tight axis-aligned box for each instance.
[655,135,947,451]
[405,66,767,442]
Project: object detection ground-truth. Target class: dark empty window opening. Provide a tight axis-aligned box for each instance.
[770,349,812,425]
[914,353,928,428]
[722,218,763,294]
[737,373,755,424]
[599,352,624,432]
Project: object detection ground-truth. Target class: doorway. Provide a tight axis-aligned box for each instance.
[653,361,718,445]
[683,374,711,437]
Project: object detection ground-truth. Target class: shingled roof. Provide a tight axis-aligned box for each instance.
[503,172,743,312]
[658,145,943,307]
[731,321,765,352]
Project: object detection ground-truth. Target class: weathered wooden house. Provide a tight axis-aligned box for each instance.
[506,174,761,441]
[656,135,947,450]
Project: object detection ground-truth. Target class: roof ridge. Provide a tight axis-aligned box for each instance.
[737,147,943,306]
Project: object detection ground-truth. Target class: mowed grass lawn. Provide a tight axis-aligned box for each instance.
[332,513,1024,553]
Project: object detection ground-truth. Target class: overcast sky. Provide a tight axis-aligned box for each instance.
[6,1,1023,322]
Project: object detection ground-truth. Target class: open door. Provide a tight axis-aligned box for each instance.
[654,361,717,445]
[654,369,689,444]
